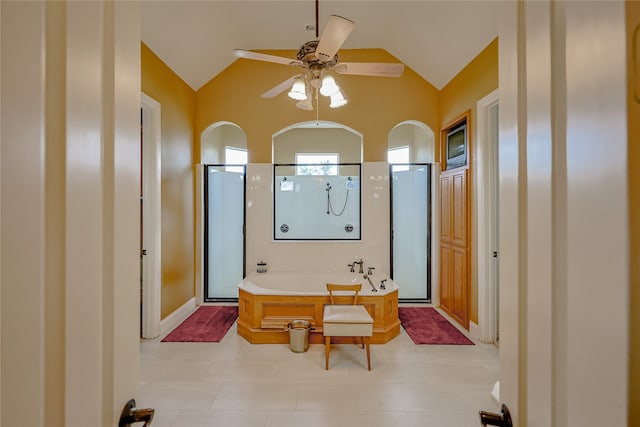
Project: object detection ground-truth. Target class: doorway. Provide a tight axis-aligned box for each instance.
[140,93,162,339]
[477,89,499,343]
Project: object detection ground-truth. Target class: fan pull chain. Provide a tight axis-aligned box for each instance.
[315,88,319,126]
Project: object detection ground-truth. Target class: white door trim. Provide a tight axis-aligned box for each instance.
[141,92,162,339]
[477,88,499,343]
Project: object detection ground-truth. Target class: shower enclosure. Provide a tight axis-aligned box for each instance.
[273,164,361,240]
[204,165,245,300]
[390,164,431,301]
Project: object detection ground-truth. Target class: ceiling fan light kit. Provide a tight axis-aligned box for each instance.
[319,75,339,96]
[234,11,404,111]
[288,78,308,101]
[329,90,348,109]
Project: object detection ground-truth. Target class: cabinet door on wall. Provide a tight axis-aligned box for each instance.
[439,168,469,329]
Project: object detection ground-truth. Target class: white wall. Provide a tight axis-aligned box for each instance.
[246,162,391,275]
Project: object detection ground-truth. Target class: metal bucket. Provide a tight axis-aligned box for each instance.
[286,320,312,353]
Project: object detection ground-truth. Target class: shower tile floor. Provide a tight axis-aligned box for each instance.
[139,307,499,427]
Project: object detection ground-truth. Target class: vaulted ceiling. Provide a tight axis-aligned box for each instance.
[141,1,499,91]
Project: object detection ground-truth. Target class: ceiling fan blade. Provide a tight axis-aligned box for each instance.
[335,62,405,77]
[261,75,301,98]
[314,15,355,62]
[233,49,302,67]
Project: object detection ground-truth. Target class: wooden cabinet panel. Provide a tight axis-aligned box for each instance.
[452,171,467,246]
[452,246,468,326]
[440,244,452,312]
[440,174,452,241]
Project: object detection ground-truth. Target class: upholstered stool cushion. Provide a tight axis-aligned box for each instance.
[323,305,373,337]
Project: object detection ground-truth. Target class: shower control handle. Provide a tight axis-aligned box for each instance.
[367,267,375,275]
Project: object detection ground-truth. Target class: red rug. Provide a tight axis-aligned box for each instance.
[162,306,238,342]
[398,307,474,345]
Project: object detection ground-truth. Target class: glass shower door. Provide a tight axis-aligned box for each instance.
[391,164,431,300]
[205,165,245,300]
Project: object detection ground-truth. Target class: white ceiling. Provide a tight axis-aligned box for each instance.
[141,1,499,91]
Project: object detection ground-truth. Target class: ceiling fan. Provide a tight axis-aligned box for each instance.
[233,10,404,110]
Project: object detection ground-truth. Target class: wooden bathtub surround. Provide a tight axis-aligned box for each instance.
[237,288,400,345]
[323,283,374,370]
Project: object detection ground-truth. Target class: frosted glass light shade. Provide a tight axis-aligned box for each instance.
[320,75,339,96]
[296,96,313,110]
[329,90,348,108]
[288,79,307,100]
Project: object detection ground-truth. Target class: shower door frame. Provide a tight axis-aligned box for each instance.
[389,163,432,302]
[203,164,247,302]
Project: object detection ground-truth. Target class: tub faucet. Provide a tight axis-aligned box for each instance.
[379,279,387,290]
[363,274,377,292]
[353,259,364,274]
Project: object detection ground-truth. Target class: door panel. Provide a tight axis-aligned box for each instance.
[452,246,468,326]
[439,166,469,329]
[452,171,467,246]
[440,174,452,242]
[391,165,430,300]
[205,166,245,300]
[497,2,629,425]
[440,244,452,311]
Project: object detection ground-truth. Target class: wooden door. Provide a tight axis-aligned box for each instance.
[439,166,469,329]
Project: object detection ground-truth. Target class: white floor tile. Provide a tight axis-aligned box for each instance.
[139,313,499,426]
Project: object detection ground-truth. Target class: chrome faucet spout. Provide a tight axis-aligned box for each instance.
[354,259,364,274]
[363,274,377,292]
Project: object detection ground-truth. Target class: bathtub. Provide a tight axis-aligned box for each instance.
[237,271,400,344]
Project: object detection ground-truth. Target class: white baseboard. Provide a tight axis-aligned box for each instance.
[469,321,480,341]
[159,297,197,337]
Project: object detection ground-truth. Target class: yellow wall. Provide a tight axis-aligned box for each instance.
[627,1,639,422]
[141,43,196,319]
[439,38,499,325]
[195,48,440,163]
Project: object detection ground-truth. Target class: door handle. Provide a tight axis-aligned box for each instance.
[119,399,154,427]
[479,403,512,427]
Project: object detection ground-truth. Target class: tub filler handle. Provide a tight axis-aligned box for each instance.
[363,274,377,292]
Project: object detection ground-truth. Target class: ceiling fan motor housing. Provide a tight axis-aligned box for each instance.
[297,40,338,68]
